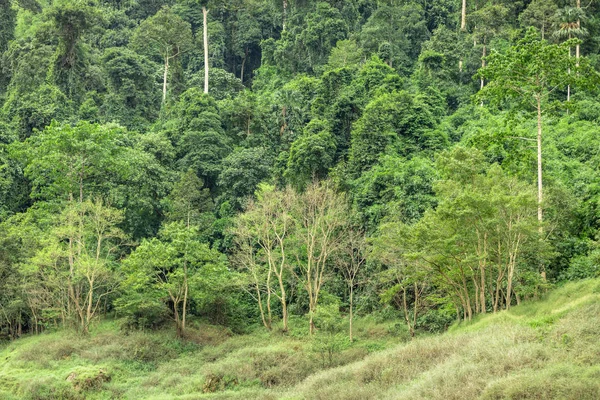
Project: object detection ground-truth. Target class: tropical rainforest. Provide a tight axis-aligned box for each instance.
[1,0,600,398]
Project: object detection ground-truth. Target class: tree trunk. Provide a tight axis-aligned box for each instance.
[182,266,188,332]
[402,287,414,337]
[240,47,248,83]
[203,6,209,94]
[576,0,581,67]
[255,282,270,330]
[174,303,183,338]
[282,0,288,31]
[480,44,486,90]
[163,54,168,103]
[461,0,467,31]
[349,284,354,342]
[266,268,273,328]
[536,96,543,225]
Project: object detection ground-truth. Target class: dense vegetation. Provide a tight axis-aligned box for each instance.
[1,0,600,396]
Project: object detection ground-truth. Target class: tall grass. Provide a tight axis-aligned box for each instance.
[1,279,599,399]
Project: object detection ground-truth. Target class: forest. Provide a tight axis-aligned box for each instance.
[1,0,600,398]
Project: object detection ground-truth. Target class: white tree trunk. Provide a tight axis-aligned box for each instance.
[163,55,169,103]
[203,6,209,94]
[461,0,467,31]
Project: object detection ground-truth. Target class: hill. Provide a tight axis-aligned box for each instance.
[1,279,599,400]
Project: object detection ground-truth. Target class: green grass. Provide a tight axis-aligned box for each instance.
[2,279,600,399]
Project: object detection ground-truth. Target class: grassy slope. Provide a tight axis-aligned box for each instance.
[1,279,600,400]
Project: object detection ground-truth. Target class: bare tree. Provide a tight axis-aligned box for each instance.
[293,181,348,335]
[233,185,295,332]
[337,228,365,342]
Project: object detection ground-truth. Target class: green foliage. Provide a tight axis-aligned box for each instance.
[2,4,600,396]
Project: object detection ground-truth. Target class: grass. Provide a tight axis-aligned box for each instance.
[1,279,600,399]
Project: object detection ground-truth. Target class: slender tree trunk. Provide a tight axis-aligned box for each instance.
[255,282,270,330]
[240,47,247,83]
[182,264,188,332]
[282,0,288,31]
[536,95,543,225]
[536,94,547,281]
[479,231,487,314]
[163,54,168,103]
[402,287,414,337]
[480,44,486,90]
[174,305,182,337]
[203,6,209,94]
[461,0,467,31]
[576,0,581,66]
[349,284,354,342]
[266,268,273,328]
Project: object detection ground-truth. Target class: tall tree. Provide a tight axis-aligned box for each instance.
[131,7,193,103]
[479,29,595,237]
[553,5,587,100]
[203,4,209,93]
[470,4,509,90]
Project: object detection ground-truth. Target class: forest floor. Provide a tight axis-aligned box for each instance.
[1,279,600,399]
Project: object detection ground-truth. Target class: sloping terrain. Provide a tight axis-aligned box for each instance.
[1,279,599,400]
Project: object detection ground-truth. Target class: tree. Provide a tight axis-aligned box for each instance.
[218,147,273,210]
[337,228,365,342]
[101,47,160,129]
[166,170,213,229]
[131,7,193,103]
[120,222,226,337]
[348,90,440,175]
[470,4,509,90]
[361,3,429,72]
[292,180,348,334]
[46,0,99,100]
[26,199,126,334]
[479,29,593,231]
[553,6,587,101]
[371,221,428,337]
[0,0,15,55]
[285,119,337,189]
[164,88,231,189]
[519,0,558,40]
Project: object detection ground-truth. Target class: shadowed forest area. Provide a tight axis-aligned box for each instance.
[1,0,600,398]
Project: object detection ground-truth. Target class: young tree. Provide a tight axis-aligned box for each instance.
[27,199,126,334]
[120,222,225,337]
[232,185,296,332]
[337,228,365,342]
[292,181,348,335]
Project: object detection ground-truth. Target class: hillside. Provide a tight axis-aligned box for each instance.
[1,279,599,400]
